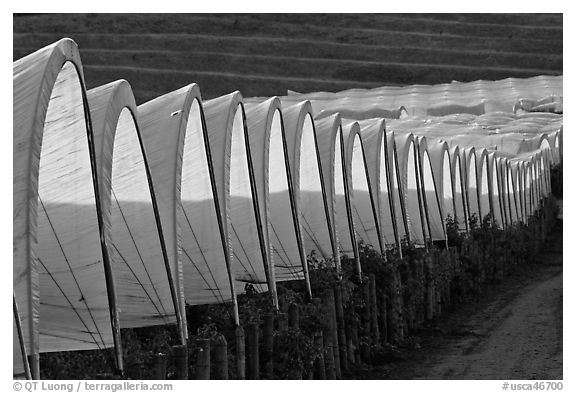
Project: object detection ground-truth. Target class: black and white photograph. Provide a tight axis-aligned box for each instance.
[12,11,563,388]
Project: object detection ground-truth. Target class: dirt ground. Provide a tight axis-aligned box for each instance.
[13,14,562,102]
[365,220,563,380]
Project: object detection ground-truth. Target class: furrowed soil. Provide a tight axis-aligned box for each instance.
[13,14,562,103]
[356,220,563,380]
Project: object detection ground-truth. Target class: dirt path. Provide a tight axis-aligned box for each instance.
[422,266,562,379]
[376,223,563,380]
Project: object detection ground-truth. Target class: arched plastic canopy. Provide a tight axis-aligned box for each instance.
[460,147,480,224]
[314,113,354,271]
[474,148,492,223]
[285,75,562,117]
[395,133,427,246]
[449,145,468,231]
[427,140,454,242]
[341,120,383,257]
[88,80,181,338]
[356,118,401,252]
[138,84,238,334]
[202,92,274,306]
[281,101,335,264]
[387,130,408,254]
[244,98,311,297]
[519,159,536,217]
[415,136,446,243]
[510,160,525,223]
[13,38,120,377]
[486,152,506,228]
[504,159,520,225]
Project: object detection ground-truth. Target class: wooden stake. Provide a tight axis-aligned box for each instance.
[278,312,288,332]
[235,325,246,380]
[361,280,371,361]
[350,317,361,364]
[379,290,388,343]
[369,274,380,343]
[154,353,167,380]
[322,289,340,378]
[172,344,188,380]
[324,336,336,380]
[345,317,357,365]
[133,361,145,380]
[334,285,348,372]
[213,334,228,380]
[195,339,210,380]
[247,323,259,380]
[313,331,326,380]
[425,254,435,320]
[387,270,399,343]
[288,303,300,329]
[263,314,274,379]
[419,256,427,327]
[287,305,302,379]
[396,270,405,342]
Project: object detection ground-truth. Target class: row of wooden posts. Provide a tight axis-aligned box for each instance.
[127,199,556,380]
[145,248,465,380]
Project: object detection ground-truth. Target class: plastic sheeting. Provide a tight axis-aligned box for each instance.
[487,153,504,227]
[396,134,427,246]
[89,80,178,332]
[13,39,117,377]
[282,101,335,263]
[244,99,308,288]
[416,137,446,243]
[341,121,382,254]
[449,146,468,231]
[427,141,454,240]
[314,114,353,268]
[285,75,563,118]
[139,84,213,336]
[358,118,400,252]
[463,147,480,222]
[14,38,564,377]
[180,97,236,310]
[203,92,272,301]
[388,131,407,251]
[476,149,491,223]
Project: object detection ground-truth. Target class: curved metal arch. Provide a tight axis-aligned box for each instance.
[13,38,121,377]
[511,160,528,223]
[244,98,311,296]
[341,120,383,255]
[461,147,480,223]
[387,130,409,251]
[427,140,454,242]
[475,148,491,222]
[88,80,183,340]
[282,101,336,263]
[395,133,427,246]
[314,113,354,273]
[139,83,231,333]
[449,145,469,231]
[486,152,506,228]
[414,136,445,244]
[203,91,276,307]
[505,160,521,225]
[356,118,401,253]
